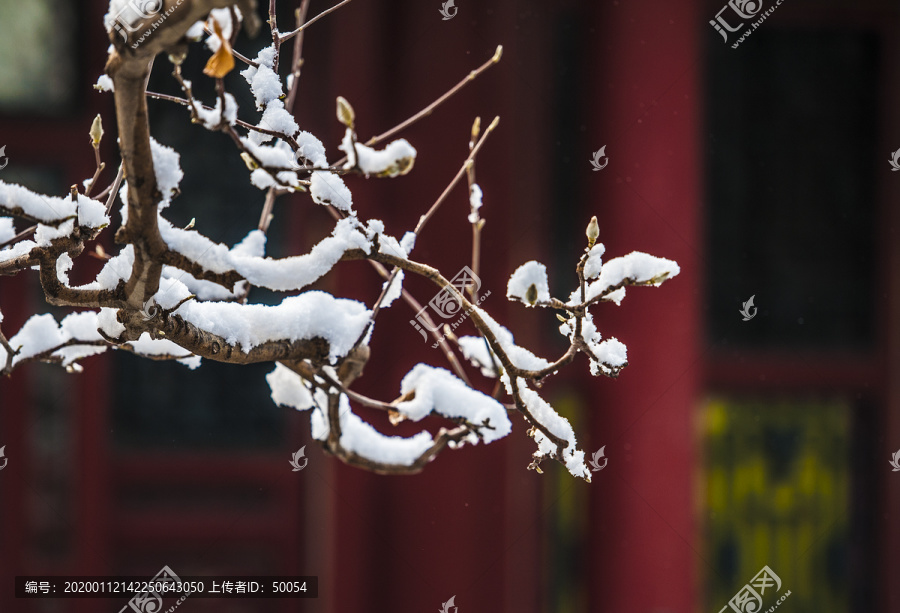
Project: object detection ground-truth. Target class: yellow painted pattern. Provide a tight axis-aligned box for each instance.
[702,397,849,612]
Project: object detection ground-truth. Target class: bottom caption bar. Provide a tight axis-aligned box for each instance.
[16,568,318,599]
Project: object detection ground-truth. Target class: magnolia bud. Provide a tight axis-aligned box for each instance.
[470,116,481,145]
[90,114,104,148]
[586,215,599,247]
[168,43,188,67]
[336,96,355,129]
[240,152,259,170]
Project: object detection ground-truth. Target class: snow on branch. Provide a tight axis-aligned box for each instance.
[507,261,551,307]
[573,250,680,306]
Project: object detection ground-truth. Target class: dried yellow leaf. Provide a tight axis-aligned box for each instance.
[203,20,235,79]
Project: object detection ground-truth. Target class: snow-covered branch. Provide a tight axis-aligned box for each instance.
[0,0,678,481]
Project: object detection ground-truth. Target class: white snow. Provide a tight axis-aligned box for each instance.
[185,20,206,40]
[267,363,314,410]
[519,381,590,479]
[507,261,551,307]
[240,137,296,170]
[558,311,627,377]
[310,171,353,210]
[95,74,114,92]
[56,253,74,285]
[295,131,328,167]
[400,232,416,255]
[205,9,235,52]
[231,228,266,258]
[95,245,134,289]
[233,217,368,289]
[127,333,193,358]
[472,306,551,375]
[0,181,109,229]
[150,137,184,203]
[66,245,134,292]
[254,44,277,69]
[240,46,283,108]
[172,291,371,363]
[0,218,14,244]
[584,243,605,279]
[35,220,75,247]
[310,392,435,466]
[381,270,404,308]
[178,355,203,369]
[191,93,238,130]
[603,287,626,305]
[162,265,238,301]
[468,183,483,223]
[98,308,125,338]
[395,364,511,443]
[257,99,298,138]
[457,335,499,377]
[250,169,277,190]
[0,240,35,265]
[362,220,409,261]
[2,311,108,368]
[590,337,627,376]
[572,251,680,305]
[341,134,417,177]
[339,129,357,168]
[159,216,374,292]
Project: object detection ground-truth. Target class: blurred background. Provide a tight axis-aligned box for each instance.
[1,0,898,611]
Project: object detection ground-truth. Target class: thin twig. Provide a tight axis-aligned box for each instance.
[285,0,311,112]
[278,0,352,42]
[414,116,499,236]
[466,117,482,302]
[0,225,37,250]
[268,0,281,72]
[105,163,125,215]
[257,187,277,233]
[0,323,18,376]
[84,146,106,198]
[365,46,502,149]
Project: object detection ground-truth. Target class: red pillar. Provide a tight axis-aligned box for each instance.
[586,0,702,610]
